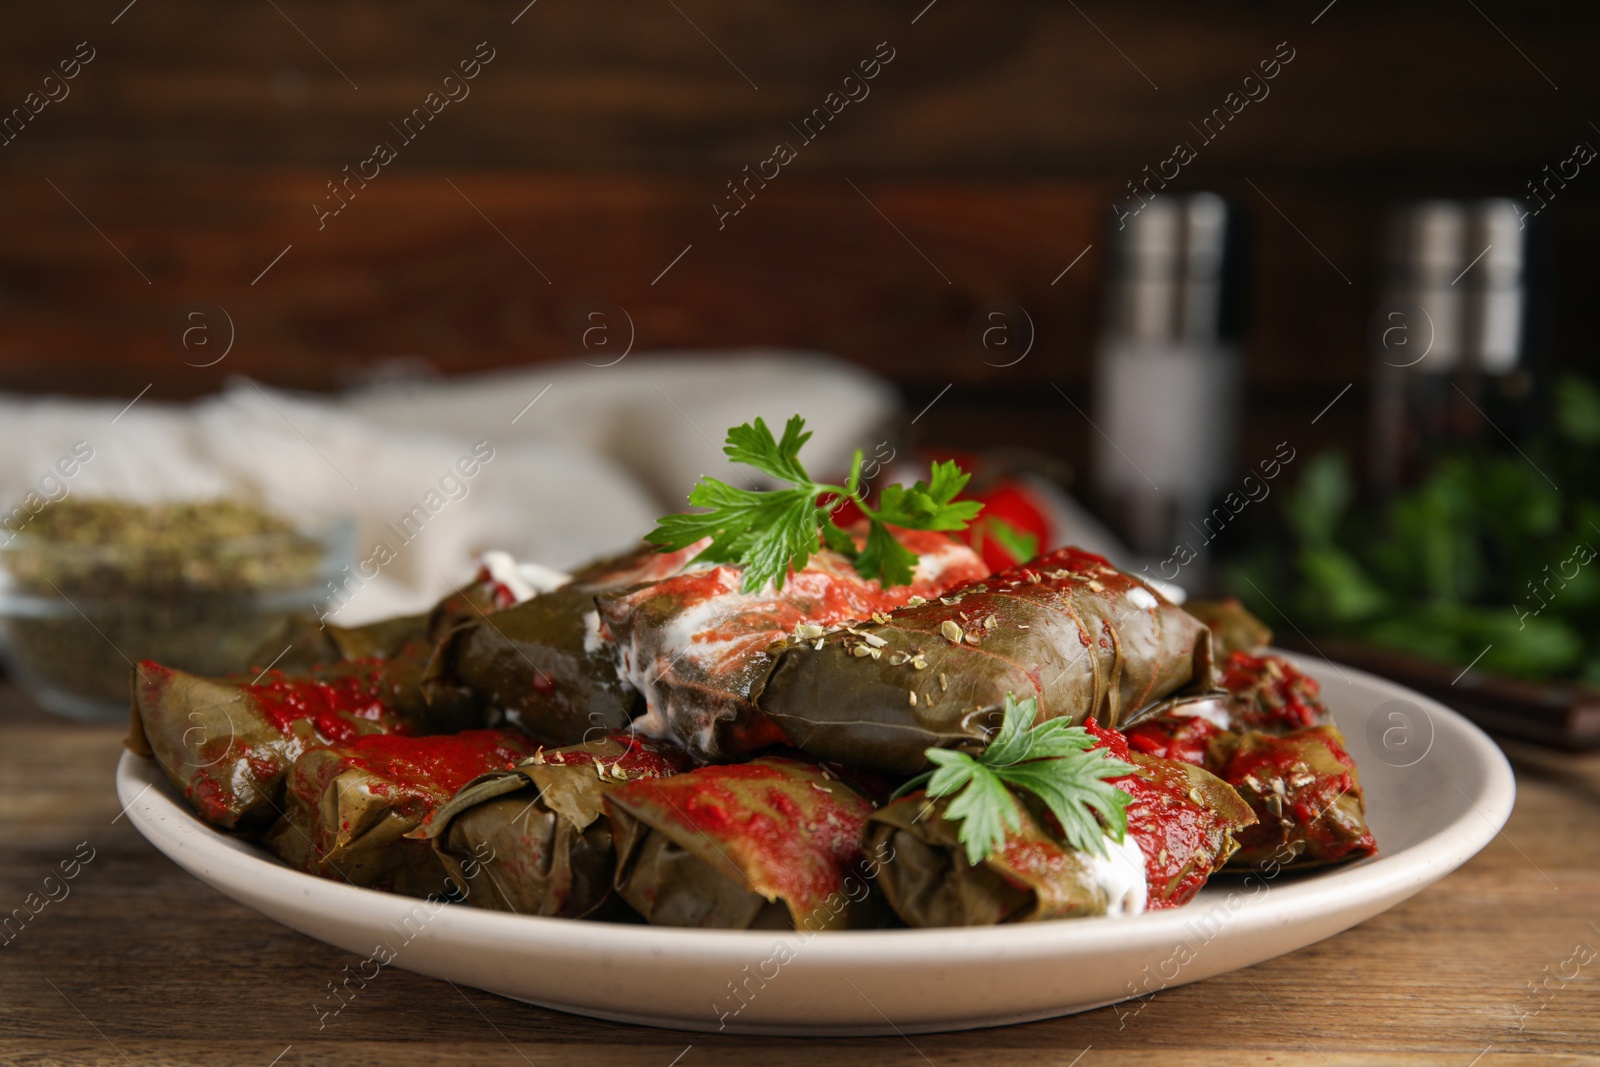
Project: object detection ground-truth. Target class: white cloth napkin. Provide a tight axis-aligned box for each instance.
[0,351,898,623]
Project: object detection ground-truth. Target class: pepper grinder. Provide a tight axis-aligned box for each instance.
[1092,192,1242,584]
[1369,199,1529,493]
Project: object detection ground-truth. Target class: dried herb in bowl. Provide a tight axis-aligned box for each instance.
[0,499,340,719]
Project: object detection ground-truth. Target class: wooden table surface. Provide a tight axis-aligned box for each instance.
[3,686,1597,1067]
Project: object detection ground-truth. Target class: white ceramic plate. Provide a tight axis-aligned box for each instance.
[118,653,1514,1036]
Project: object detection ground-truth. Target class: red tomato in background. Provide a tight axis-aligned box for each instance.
[958,481,1052,570]
[825,495,866,530]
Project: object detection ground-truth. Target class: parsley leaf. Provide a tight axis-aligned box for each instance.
[645,415,981,593]
[856,520,921,590]
[874,461,983,531]
[983,515,1040,563]
[894,694,1137,866]
[723,415,813,486]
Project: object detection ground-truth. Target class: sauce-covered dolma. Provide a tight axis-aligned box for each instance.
[601,528,988,762]
[255,546,569,676]
[867,722,1255,926]
[1216,724,1377,870]
[266,729,535,897]
[425,732,691,918]
[1126,652,1331,763]
[129,659,426,829]
[756,548,1216,774]
[1086,722,1256,905]
[253,577,506,674]
[1124,660,1374,871]
[867,793,1149,926]
[607,756,886,930]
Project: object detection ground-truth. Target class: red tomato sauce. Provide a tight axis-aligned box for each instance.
[246,662,415,743]
[613,759,871,914]
[1087,719,1234,909]
[1220,652,1326,732]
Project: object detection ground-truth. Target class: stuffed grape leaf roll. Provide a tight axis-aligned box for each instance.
[756,548,1216,774]
[1216,724,1377,870]
[1124,664,1375,871]
[600,528,988,762]
[865,722,1254,926]
[866,794,1146,926]
[1087,722,1256,905]
[606,756,886,930]
[252,549,559,674]
[424,542,709,745]
[1216,651,1330,734]
[129,659,430,829]
[266,729,535,897]
[424,732,691,918]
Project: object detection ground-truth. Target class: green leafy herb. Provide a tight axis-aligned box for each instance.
[646,415,982,593]
[980,516,1039,563]
[894,694,1136,865]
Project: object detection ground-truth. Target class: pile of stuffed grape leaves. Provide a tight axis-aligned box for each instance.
[126,415,1377,931]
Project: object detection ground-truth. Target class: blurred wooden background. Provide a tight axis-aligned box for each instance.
[2,0,1598,472]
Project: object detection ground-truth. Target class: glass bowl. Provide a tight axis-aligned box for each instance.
[0,513,354,721]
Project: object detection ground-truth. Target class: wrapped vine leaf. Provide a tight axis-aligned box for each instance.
[1125,651,1331,770]
[266,729,536,898]
[1183,598,1273,658]
[601,527,989,762]
[424,733,692,918]
[251,610,434,675]
[1087,722,1256,906]
[607,756,886,931]
[425,585,641,746]
[866,793,1148,926]
[1218,724,1377,870]
[254,549,557,674]
[755,547,1216,774]
[130,659,428,830]
[866,723,1254,926]
[424,543,708,746]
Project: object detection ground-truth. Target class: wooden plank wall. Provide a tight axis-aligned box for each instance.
[1,0,1597,473]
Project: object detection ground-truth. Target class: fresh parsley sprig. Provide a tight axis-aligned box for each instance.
[645,415,982,593]
[894,694,1137,865]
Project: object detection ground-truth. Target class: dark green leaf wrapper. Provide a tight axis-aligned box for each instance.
[252,611,430,674]
[607,756,887,931]
[756,548,1216,773]
[424,733,692,918]
[264,730,536,898]
[424,585,639,746]
[422,545,708,744]
[1218,724,1378,870]
[251,578,505,674]
[866,794,1112,926]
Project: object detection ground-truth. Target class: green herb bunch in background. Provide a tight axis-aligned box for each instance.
[1229,376,1600,683]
